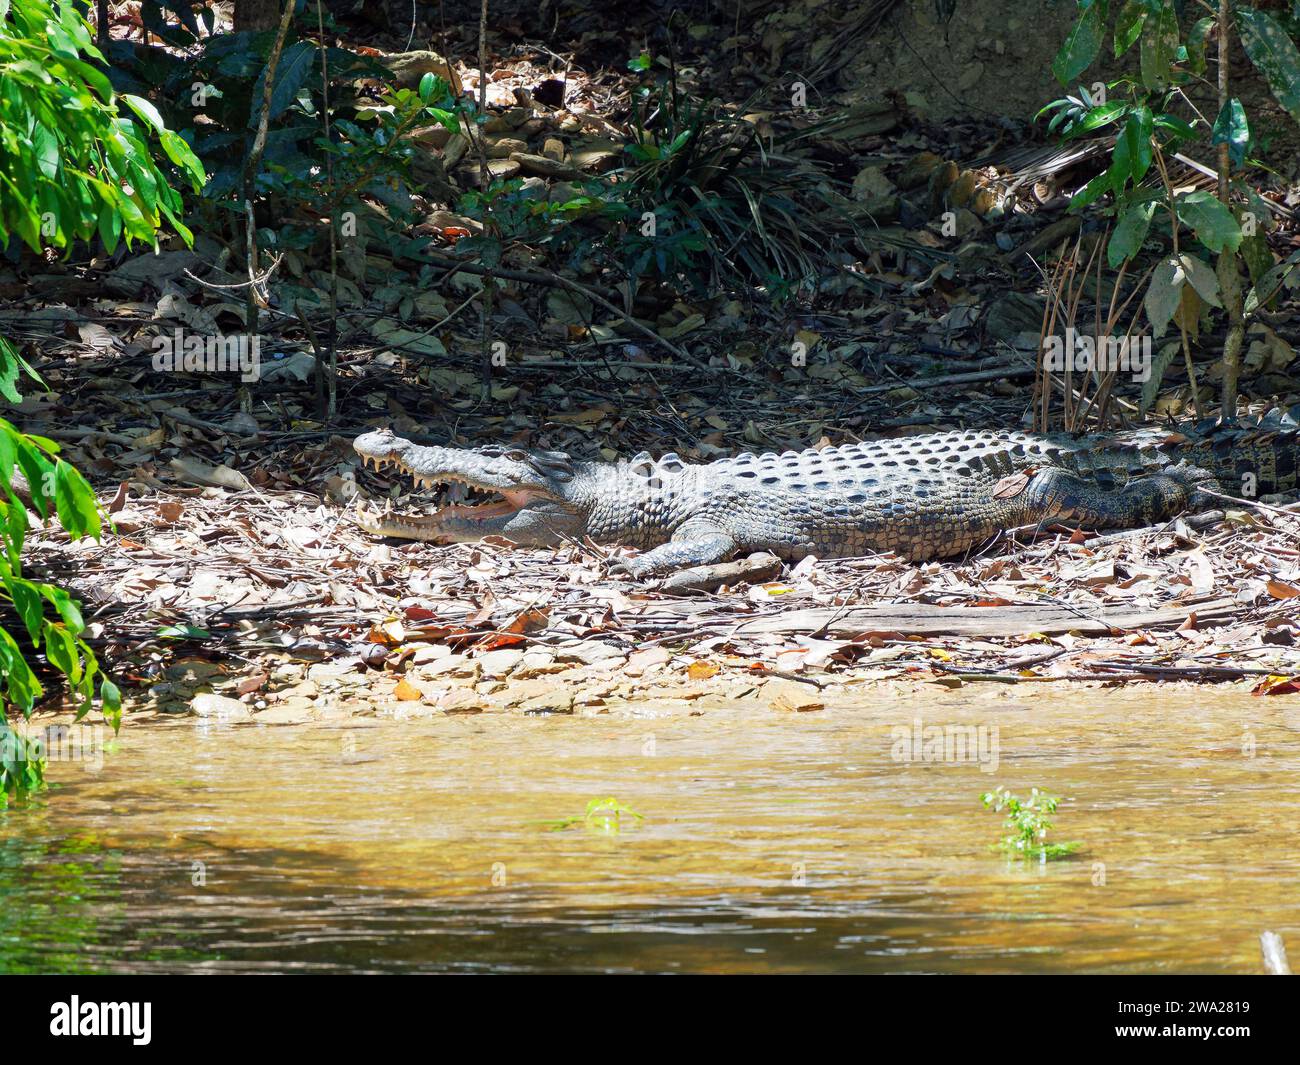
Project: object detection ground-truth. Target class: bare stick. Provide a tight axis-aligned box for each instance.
[242,0,296,369]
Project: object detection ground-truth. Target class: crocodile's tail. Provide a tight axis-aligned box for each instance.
[1177,418,1299,499]
[1056,408,1300,500]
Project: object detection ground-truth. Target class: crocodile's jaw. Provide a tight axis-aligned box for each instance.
[354,497,585,545]
[352,432,587,545]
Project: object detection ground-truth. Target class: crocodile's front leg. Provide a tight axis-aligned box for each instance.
[611,526,737,578]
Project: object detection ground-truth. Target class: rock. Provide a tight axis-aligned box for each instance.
[541,137,566,161]
[895,151,945,190]
[256,703,313,725]
[410,124,454,151]
[411,643,453,664]
[569,139,621,173]
[486,136,528,158]
[625,646,672,676]
[438,688,486,714]
[511,152,582,179]
[281,681,319,699]
[516,177,549,200]
[546,181,584,205]
[377,51,462,94]
[934,207,983,238]
[191,693,252,721]
[457,158,521,187]
[556,641,626,666]
[984,292,1046,342]
[436,134,469,171]
[519,692,574,715]
[514,649,561,677]
[420,655,479,680]
[165,659,226,685]
[767,681,825,713]
[476,648,524,677]
[851,165,896,209]
[422,210,482,236]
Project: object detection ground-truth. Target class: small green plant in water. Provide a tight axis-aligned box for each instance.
[539,797,644,835]
[981,786,1081,862]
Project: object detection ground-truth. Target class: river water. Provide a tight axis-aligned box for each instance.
[3,686,1297,973]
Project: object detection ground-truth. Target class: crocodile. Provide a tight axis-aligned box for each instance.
[352,417,1299,577]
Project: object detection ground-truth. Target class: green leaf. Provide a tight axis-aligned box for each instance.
[53,460,101,540]
[4,577,43,645]
[100,678,122,726]
[1212,98,1250,169]
[1176,190,1242,254]
[259,41,315,123]
[40,584,84,633]
[1240,230,1275,289]
[1070,168,1114,210]
[0,627,43,712]
[1122,105,1153,182]
[1114,1,1148,57]
[1176,252,1222,308]
[1064,100,1128,137]
[1153,112,1197,140]
[1184,16,1215,75]
[156,624,212,640]
[1139,2,1178,89]
[43,623,81,685]
[31,123,60,179]
[121,93,166,133]
[1109,198,1156,265]
[1145,256,1184,338]
[1053,2,1105,85]
[1237,9,1300,127]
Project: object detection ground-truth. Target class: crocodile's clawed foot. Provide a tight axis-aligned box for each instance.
[605,553,642,579]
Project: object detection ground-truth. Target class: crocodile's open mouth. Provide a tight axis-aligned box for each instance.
[355,452,535,532]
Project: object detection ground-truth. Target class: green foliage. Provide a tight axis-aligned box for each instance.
[538,797,645,834]
[0,0,205,254]
[1039,0,1300,402]
[108,12,466,271]
[1237,7,1300,126]
[981,786,1081,862]
[0,338,117,806]
[617,62,828,296]
[267,72,466,294]
[455,56,842,301]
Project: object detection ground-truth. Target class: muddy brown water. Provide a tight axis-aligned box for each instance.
[3,686,1297,973]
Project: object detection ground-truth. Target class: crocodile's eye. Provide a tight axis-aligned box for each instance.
[504,449,527,462]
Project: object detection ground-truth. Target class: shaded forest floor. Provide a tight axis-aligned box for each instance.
[10,4,1300,725]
